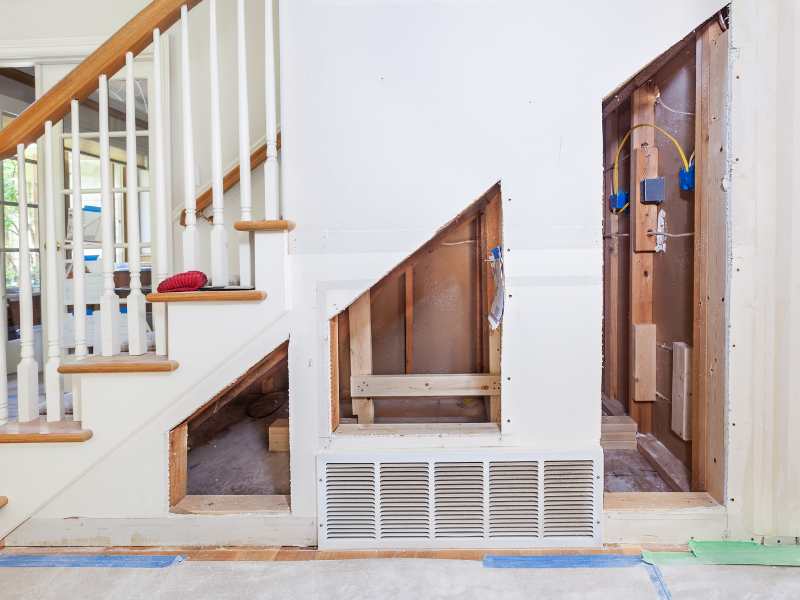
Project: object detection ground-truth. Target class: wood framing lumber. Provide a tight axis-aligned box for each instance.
[268,418,289,452]
[638,433,691,492]
[351,374,500,398]
[484,195,502,423]
[348,292,374,423]
[330,316,341,431]
[671,342,692,441]
[169,423,188,507]
[404,267,414,373]
[600,415,638,450]
[632,323,656,402]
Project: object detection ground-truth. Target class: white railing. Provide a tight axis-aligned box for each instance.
[0,0,281,426]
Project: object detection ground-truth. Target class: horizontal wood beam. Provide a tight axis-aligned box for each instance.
[0,0,203,159]
[351,374,500,398]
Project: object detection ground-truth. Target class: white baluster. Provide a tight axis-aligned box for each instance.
[16,144,39,421]
[43,121,64,420]
[70,100,86,420]
[237,0,254,287]
[209,0,228,287]
[0,270,7,426]
[124,52,147,355]
[180,4,198,271]
[99,74,121,356]
[264,0,279,220]
[151,28,169,356]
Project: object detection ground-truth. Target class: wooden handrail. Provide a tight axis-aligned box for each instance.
[179,132,281,226]
[0,0,203,159]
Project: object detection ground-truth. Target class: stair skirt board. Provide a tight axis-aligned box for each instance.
[317,449,603,549]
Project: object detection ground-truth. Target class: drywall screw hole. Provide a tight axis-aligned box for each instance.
[508,294,513,298]
[506,419,511,423]
[644,270,649,277]
[730,498,735,502]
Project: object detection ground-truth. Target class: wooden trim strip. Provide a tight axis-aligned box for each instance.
[146,290,267,303]
[351,374,501,398]
[0,419,93,443]
[58,354,179,374]
[233,219,294,232]
[0,0,203,159]
[603,492,719,511]
[171,495,289,515]
[181,133,282,226]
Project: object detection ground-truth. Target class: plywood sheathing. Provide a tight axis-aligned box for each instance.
[692,19,728,502]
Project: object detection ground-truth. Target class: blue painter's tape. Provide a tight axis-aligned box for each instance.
[645,563,672,600]
[483,554,642,569]
[0,554,184,568]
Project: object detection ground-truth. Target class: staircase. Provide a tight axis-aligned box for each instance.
[0,0,297,543]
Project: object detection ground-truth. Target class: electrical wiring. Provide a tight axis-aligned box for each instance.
[611,123,693,215]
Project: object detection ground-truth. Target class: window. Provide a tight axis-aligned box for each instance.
[0,112,41,292]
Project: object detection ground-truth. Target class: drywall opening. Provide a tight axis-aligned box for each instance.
[169,341,290,513]
[330,183,503,432]
[600,10,728,502]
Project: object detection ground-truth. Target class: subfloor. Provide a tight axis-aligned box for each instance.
[188,414,289,495]
[604,449,671,492]
[2,557,799,599]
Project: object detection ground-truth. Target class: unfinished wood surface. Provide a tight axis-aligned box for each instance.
[58,353,179,374]
[169,423,188,507]
[404,267,414,373]
[329,316,341,431]
[146,290,266,303]
[181,133,281,226]
[692,20,728,502]
[628,85,658,434]
[348,291,374,424]
[268,418,289,452]
[632,323,656,402]
[0,0,202,159]
[351,374,500,398]
[638,433,690,492]
[671,342,692,441]
[602,395,626,417]
[484,195,502,423]
[603,491,718,511]
[335,422,500,437]
[601,415,638,451]
[0,419,93,443]
[233,219,294,232]
[171,495,290,515]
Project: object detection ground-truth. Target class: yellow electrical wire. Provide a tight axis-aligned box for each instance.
[611,123,692,215]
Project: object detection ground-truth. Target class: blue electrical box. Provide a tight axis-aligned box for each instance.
[640,177,665,205]
[679,164,695,191]
[609,191,629,212]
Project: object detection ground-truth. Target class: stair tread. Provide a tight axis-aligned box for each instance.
[58,352,179,374]
[0,418,93,443]
[146,290,267,303]
[233,219,294,232]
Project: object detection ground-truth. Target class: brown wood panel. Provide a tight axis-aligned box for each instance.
[169,423,188,507]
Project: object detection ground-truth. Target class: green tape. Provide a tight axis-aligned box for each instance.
[641,550,706,566]
[688,541,800,567]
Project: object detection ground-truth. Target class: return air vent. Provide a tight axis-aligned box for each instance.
[318,450,601,549]
[543,460,595,538]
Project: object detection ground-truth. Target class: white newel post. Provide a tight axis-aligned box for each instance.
[264,0,280,220]
[0,270,7,425]
[152,28,169,356]
[70,100,87,419]
[16,144,39,421]
[98,75,121,356]
[124,52,148,355]
[237,0,254,287]
[180,4,198,272]
[209,0,228,286]
[43,121,64,420]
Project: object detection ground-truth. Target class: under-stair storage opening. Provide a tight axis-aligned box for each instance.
[600,10,727,506]
[317,449,602,549]
[169,341,290,514]
[329,184,503,434]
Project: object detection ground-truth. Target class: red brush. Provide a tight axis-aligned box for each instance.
[157,271,208,293]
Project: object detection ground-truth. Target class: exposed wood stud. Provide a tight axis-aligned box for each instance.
[348,292,374,424]
[404,267,414,374]
[351,374,501,398]
[329,316,340,431]
[671,342,692,441]
[632,323,656,403]
[638,433,691,492]
[169,423,188,507]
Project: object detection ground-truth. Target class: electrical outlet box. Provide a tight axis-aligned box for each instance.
[608,191,629,212]
[640,177,665,205]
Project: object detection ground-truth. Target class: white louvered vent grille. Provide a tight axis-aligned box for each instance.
[325,463,376,540]
[543,460,595,538]
[379,463,430,538]
[433,462,484,538]
[320,453,600,548]
[488,461,539,538]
